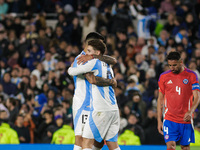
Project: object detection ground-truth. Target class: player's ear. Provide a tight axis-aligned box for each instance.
[84,44,88,52]
[96,50,100,55]
[179,58,183,64]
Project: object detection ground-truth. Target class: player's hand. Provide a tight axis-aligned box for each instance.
[112,78,117,88]
[183,111,192,122]
[77,55,93,64]
[157,121,163,135]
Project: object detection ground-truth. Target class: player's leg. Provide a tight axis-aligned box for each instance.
[73,109,82,149]
[163,120,180,150]
[82,137,104,150]
[179,123,194,150]
[83,111,113,149]
[73,109,89,150]
[93,140,104,150]
[82,138,94,149]
[106,141,120,150]
[166,141,176,150]
[105,110,120,150]
[74,136,83,149]
[82,111,95,149]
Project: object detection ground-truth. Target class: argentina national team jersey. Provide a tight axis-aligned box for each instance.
[71,51,91,111]
[68,59,118,111]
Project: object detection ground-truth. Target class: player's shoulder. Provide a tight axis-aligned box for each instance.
[87,58,101,65]
[158,70,171,82]
[83,58,98,65]
[184,68,197,75]
[184,68,199,82]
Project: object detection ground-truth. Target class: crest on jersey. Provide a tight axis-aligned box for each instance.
[165,135,169,140]
[183,79,189,84]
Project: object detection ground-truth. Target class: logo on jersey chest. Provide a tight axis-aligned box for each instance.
[183,79,189,84]
[167,80,173,84]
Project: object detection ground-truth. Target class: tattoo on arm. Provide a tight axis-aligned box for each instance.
[85,73,114,86]
[94,76,114,86]
[93,54,117,65]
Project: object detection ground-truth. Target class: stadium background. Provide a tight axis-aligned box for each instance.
[0,0,200,149]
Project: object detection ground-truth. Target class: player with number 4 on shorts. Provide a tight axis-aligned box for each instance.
[157,51,200,150]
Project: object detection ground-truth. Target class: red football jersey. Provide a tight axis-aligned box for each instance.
[158,68,200,124]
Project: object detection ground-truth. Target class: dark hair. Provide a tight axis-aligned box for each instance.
[63,117,72,125]
[166,51,181,61]
[132,92,141,99]
[87,39,106,55]
[179,27,186,31]
[9,98,16,106]
[85,32,105,43]
[62,100,70,104]
[128,112,139,120]
[43,110,53,115]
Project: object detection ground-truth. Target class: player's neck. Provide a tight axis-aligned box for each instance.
[180,66,185,73]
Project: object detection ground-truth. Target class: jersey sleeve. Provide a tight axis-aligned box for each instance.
[68,59,96,76]
[158,74,165,95]
[190,71,200,91]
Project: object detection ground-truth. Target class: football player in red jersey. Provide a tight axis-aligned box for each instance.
[157,51,200,150]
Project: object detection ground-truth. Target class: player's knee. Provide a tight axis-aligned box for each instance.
[181,145,190,150]
[75,136,83,147]
[166,141,176,149]
[82,138,94,149]
[106,141,119,150]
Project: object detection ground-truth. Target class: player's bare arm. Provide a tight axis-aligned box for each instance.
[77,54,117,65]
[84,72,117,88]
[184,90,200,122]
[157,91,164,135]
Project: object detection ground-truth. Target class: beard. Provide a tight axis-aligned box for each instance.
[171,68,181,74]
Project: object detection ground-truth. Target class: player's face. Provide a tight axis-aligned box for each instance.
[168,60,182,74]
[86,45,99,55]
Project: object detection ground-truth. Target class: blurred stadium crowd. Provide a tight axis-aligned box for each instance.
[0,0,200,145]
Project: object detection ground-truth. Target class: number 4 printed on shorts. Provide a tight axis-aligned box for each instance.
[164,126,168,134]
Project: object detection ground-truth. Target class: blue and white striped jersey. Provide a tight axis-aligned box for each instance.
[68,59,118,111]
[69,51,91,111]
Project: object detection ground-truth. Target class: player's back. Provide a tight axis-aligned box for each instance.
[72,51,90,111]
[90,59,118,111]
[158,68,199,123]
